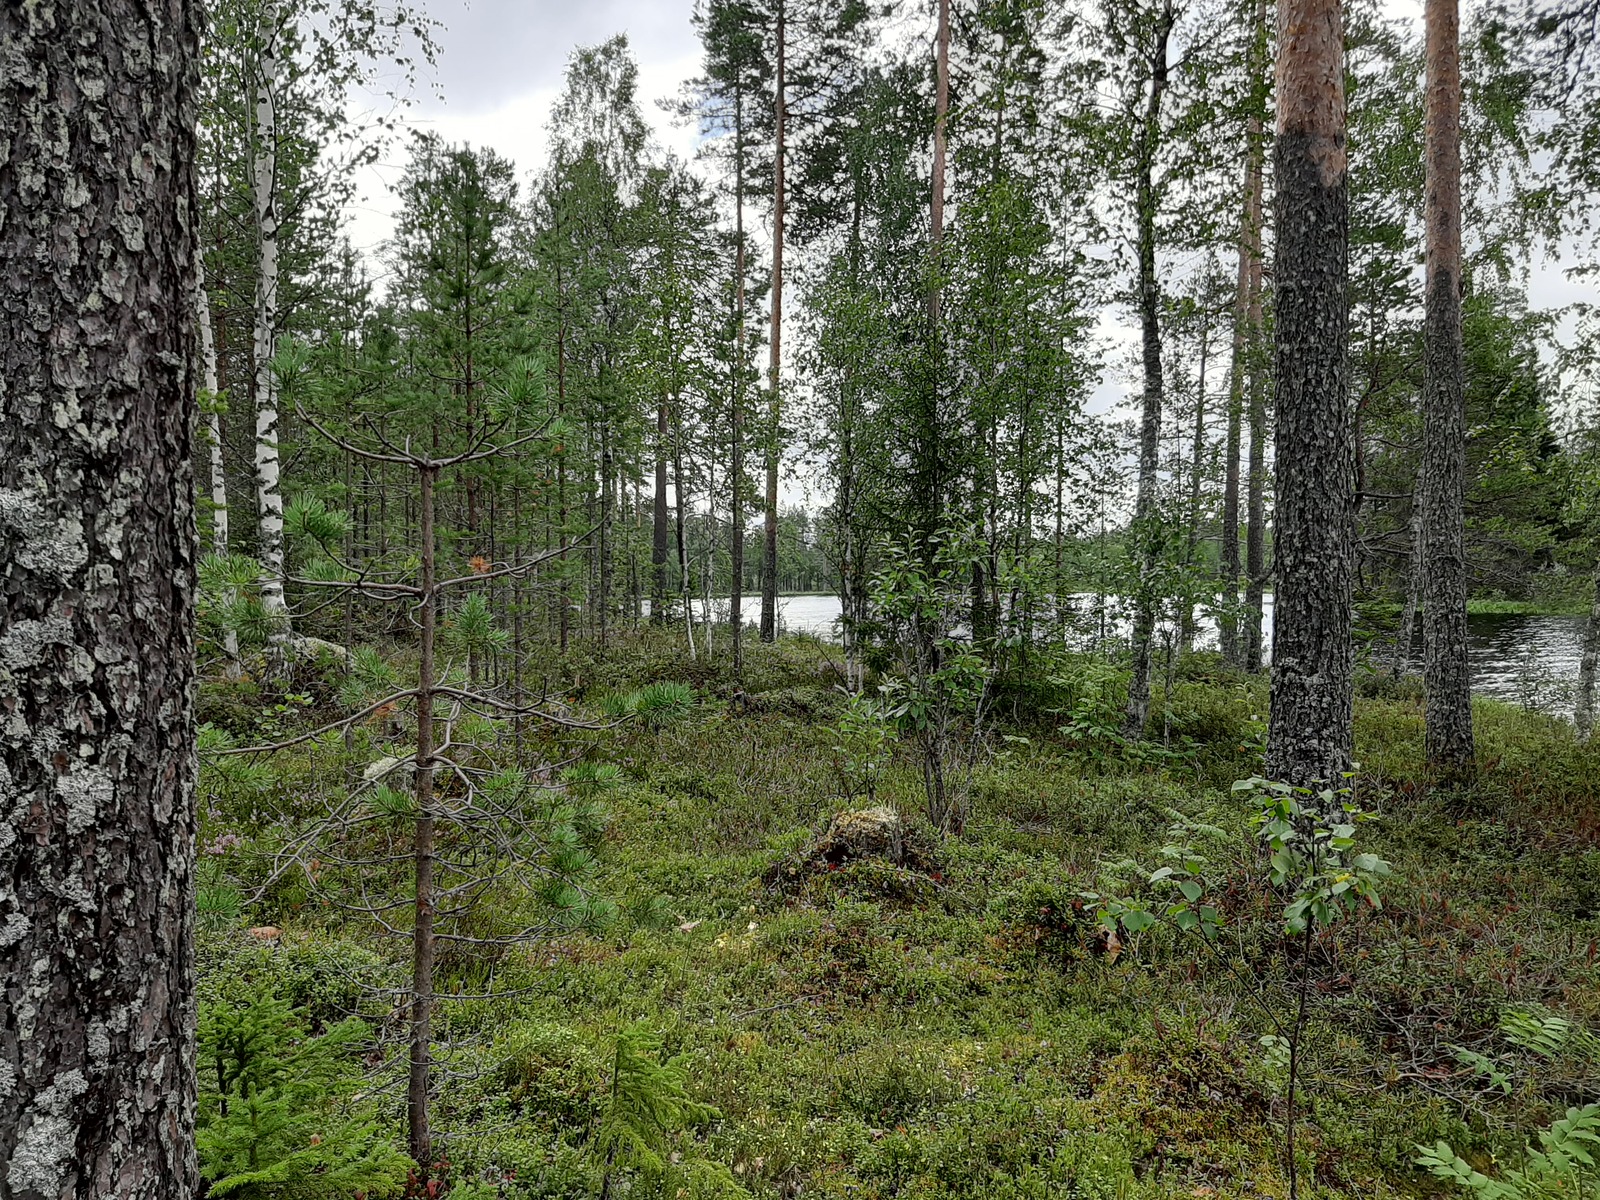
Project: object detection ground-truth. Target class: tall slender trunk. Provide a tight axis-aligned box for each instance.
[1421,0,1475,784]
[0,1,201,1189]
[1265,0,1355,791]
[732,85,748,677]
[1242,0,1271,675]
[1576,557,1600,740]
[672,393,696,659]
[1123,4,1174,741]
[652,390,670,623]
[409,465,439,1168]
[1392,496,1423,676]
[1221,11,1266,667]
[251,1,288,627]
[198,261,228,554]
[761,0,786,644]
[1180,318,1211,654]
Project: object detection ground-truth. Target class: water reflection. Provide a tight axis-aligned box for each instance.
[666,594,1589,719]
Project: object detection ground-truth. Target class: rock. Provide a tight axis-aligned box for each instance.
[362,754,417,785]
[290,635,351,668]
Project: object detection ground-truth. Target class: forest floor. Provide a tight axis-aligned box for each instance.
[198,631,1600,1200]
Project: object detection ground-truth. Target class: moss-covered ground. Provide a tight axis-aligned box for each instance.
[197,631,1600,1199]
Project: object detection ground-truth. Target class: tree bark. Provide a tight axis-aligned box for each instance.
[250,1,288,628]
[1221,4,1267,668]
[1265,0,1356,790]
[1577,557,1600,740]
[198,263,228,555]
[1243,0,1271,676]
[651,392,670,624]
[760,0,786,645]
[409,465,438,1169]
[0,1,201,1195]
[1122,3,1174,741]
[1420,0,1475,783]
[732,79,748,677]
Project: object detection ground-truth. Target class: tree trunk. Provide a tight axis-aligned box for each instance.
[1265,0,1355,790]
[760,0,786,645]
[198,263,229,555]
[251,1,288,629]
[732,84,747,678]
[1180,318,1211,654]
[652,393,670,625]
[1122,4,1173,741]
[409,465,439,1169]
[1392,496,1423,677]
[1420,0,1475,784]
[0,1,201,1194]
[1221,7,1266,668]
[1577,557,1600,740]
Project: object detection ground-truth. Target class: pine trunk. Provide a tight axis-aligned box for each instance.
[0,1,201,1194]
[1220,7,1266,668]
[1420,0,1475,784]
[1122,5,1173,741]
[1577,558,1600,740]
[1265,0,1355,790]
[652,394,670,625]
[760,0,786,645]
[409,466,439,1168]
[1240,0,1269,675]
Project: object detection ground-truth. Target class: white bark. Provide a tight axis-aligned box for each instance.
[196,262,227,554]
[251,0,288,625]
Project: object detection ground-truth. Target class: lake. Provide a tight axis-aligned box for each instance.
[670,593,1589,719]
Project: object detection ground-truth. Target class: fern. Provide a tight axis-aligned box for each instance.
[1419,1104,1600,1198]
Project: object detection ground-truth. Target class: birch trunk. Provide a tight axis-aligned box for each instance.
[1421,0,1475,783]
[197,263,228,554]
[251,1,288,627]
[1265,0,1356,790]
[0,1,201,1193]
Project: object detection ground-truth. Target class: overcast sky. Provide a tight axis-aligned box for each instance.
[346,0,703,263]
[345,0,1590,444]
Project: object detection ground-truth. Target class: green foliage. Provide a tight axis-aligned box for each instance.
[1419,1105,1600,1198]
[197,990,408,1199]
[444,592,511,659]
[829,690,892,804]
[592,1023,746,1199]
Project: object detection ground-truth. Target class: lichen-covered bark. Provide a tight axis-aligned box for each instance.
[1266,0,1356,789]
[0,1,201,1196]
[1420,0,1475,783]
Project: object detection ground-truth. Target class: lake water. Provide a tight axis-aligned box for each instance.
[676,594,1589,719]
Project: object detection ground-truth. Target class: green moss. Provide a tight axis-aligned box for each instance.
[197,632,1600,1199]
